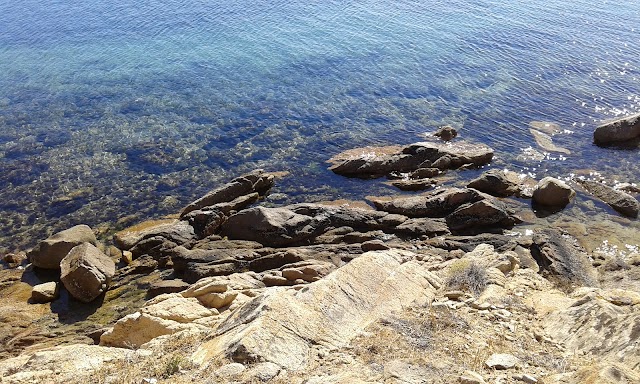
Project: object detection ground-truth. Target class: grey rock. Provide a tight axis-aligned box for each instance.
[594,112,640,145]
[180,169,275,217]
[328,141,493,178]
[369,188,484,218]
[31,282,59,303]
[485,353,519,370]
[393,218,450,237]
[531,228,598,287]
[468,170,520,197]
[446,199,518,231]
[28,225,97,269]
[578,179,639,218]
[532,177,575,207]
[220,206,330,247]
[61,243,116,303]
[391,178,436,191]
[434,125,458,141]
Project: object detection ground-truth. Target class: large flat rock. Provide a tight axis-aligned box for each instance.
[328,141,493,178]
[191,250,440,370]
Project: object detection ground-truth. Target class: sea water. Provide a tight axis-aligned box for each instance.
[0,0,639,250]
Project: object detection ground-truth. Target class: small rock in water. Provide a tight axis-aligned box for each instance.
[529,121,561,135]
[434,125,458,141]
[532,177,575,208]
[485,353,519,370]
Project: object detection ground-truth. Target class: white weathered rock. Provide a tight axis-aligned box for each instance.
[100,312,201,348]
[142,294,216,323]
[485,353,519,370]
[30,282,59,303]
[459,370,486,384]
[0,344,147,384]
[215,362,246,377]
[543,293,640,369]
[192,250,439,370]
[60,242,115,303]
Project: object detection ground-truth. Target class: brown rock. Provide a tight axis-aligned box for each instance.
[61,243,116,303]
[532,177,575,207]
[594,112,640,146]
[28,225,97,269]
[578,179,639,218]
[434,125,458,141]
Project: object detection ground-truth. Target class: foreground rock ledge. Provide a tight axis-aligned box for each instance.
[191,250,441,370]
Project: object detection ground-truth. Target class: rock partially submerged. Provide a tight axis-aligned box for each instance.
[532,177,575,208]
[180,169,276,217]
[594,112,640,146]
[368,188,520,232]
[578,179,639,218]
[328,141,493,178]
[467,169,522,197]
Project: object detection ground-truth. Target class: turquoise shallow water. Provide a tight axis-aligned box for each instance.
[0,0,639,250]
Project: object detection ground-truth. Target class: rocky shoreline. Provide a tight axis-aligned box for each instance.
[1,124,639,384]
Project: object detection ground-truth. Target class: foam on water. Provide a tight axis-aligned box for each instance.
[0,0,639,250]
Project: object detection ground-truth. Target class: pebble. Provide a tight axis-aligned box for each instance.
[458,370,486,384]
[486,353,519,370]
[514,374,538,383]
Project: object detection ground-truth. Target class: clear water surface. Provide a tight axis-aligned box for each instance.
[1,0,639,251]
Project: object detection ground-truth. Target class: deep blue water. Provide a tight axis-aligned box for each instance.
[1,0,639,250]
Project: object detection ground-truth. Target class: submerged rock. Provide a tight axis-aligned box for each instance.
[60,243,116,303]
[529,128,571,154]
[594,112,640,146]
[27,225,97,269]
[578,179,639,218]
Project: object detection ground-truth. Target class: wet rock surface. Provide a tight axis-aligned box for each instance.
[578,179,640,218]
